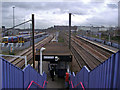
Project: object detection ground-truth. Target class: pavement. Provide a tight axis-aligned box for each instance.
[42,61,65,88]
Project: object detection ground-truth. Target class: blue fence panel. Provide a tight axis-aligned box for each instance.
[23,65,47,88]
[109,54,115,88]
[106,58,111,88]
[96,67,99,88]
[70,50,120,88]
[69,75,72,88]
[117,51,120,88]
[73,75,77,88]
[42,72,47,88]
[23,65,30,88]
[29,66,38,84]
[89,71,93,88]
[100,63,103,88]
[37,74,43,88]
[98,64,102,88]
[1,57,47,89]
[2,58,24,88]
[77,69,83,88]
[83,66,89,88]
[103,60,108,88]
[94,67,97,88]
[113,51,120,88]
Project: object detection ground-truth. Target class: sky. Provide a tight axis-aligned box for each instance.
[1,0,119,29]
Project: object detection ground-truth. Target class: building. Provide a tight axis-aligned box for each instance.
[77,26,91,31]
[54,25,77,31]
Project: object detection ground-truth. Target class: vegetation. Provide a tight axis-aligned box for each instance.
[87,34,119,43]
[58,31,64,42]
[58,36,64,42]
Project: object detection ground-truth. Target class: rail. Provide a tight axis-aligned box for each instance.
[27,80,48,90]
[0,54,27,67]
[69,80,85,90]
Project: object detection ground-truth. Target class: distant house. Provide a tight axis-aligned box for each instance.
[54,25,77,31]
[77,26,91,31]
[91,27,99,32]
[99,27,108,31]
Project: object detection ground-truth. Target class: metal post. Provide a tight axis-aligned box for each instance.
[69,13,71,49]
[40,49,42,75]
[40,47,45,75]
[109,33,110,42]
[13,6,15,31]
[32,14,35,68]
[25,56,27,67]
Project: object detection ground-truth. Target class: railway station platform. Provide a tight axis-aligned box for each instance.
[43,42,70,55]
[78,36,119,53]
[35,37,72,88]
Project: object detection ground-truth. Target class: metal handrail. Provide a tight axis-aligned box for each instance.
[69,80,85,90]
[27,80,48,90]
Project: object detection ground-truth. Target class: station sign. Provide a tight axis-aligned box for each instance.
[35,55,72,62]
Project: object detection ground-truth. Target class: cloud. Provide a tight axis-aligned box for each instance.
[107,4,118,9]
[2,1,118,29]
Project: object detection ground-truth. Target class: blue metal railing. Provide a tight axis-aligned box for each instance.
[70,50,120,88]
[1,57,47,88]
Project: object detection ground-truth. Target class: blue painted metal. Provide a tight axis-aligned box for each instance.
[0,57,2,89]
[70,50,120,88]
[113,51,120,88]
[1,57,47,89]
[1,58,23,88]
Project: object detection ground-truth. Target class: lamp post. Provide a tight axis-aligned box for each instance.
[40,47,46,75]
[13,6,15,30]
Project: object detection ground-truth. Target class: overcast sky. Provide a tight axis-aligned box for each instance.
[1,0,119,29]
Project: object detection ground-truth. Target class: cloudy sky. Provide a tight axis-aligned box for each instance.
[1,0,119,29]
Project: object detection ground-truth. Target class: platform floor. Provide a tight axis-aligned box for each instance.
[42,61,65,88]
[47,74,65,88]
[43,42,71,55]
[79,36,119,53]
[92,40,119,52]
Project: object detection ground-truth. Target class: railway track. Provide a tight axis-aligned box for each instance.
[3,35,53,69]
[76,36,114,57]
[64,34,114,70]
